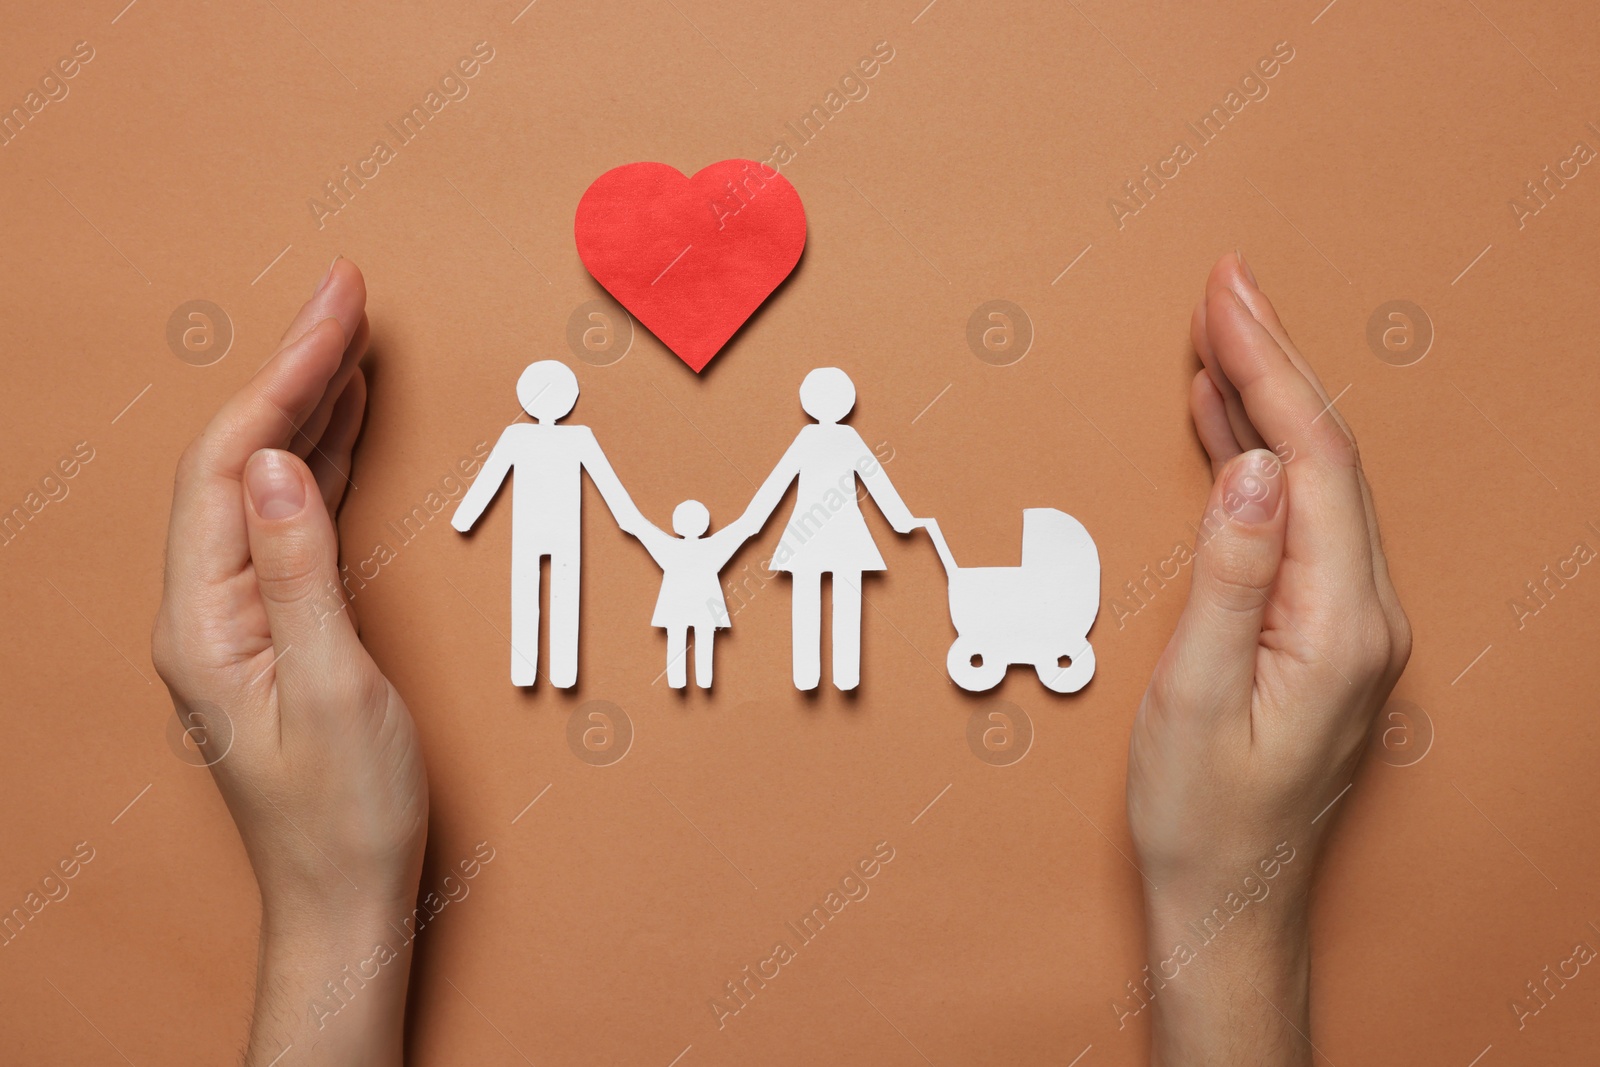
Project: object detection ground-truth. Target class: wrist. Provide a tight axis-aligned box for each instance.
[1138,874,1312,1067]
[260,888,416,961]
[249,891,420,1066]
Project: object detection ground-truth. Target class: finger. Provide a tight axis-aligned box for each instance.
[165,318,349,592]
[1203,286,1377,587]
[242,449,371,712]
[308,367,367,515]
[306,369,367,635]
[1205,284,1353,468]
[1355,465,1409,675]
[1221,256,1401,630]
[1192,296,1267,452]
[292,313,370,462]
[1221,254,1343,421]
[1162,449,1287,711]
[1190,368,1242,475]
[276,257,366,350]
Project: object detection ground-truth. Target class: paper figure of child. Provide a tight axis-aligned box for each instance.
[631,500,753,688]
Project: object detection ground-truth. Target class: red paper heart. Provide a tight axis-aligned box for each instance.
[575,160,806,373]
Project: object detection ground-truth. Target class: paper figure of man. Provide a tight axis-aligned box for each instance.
[452,360,645,687]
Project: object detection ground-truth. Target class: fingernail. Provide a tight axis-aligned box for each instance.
[314,255,341,296]
[1236,250,1257,288]
[1224,449,1283,524]
[246,450,306,520]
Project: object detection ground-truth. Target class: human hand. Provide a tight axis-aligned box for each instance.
[151,259,427,1066]
[1124,253,1410,1065]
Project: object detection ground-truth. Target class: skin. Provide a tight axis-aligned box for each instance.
[1126,253,1411,1065]
[152,254,1407,1065]
[152,259,428,1066]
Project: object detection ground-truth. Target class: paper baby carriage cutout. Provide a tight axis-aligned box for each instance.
[921,511,1099,693]
[451,359,1101,694]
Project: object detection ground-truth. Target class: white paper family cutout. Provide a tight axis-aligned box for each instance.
[453,362,1100,694]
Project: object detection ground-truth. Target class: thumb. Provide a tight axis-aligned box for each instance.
[1166,449,1288,708]
[243,448,367,707]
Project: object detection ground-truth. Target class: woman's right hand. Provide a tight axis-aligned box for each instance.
[1125,253,1410,1065]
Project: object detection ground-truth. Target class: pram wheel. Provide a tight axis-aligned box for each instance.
[1036,644,1094,693]
[948,639,1006,691]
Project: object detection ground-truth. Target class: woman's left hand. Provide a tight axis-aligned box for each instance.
[152,259,428,1066]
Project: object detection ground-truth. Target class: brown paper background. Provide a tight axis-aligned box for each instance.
[3,1,1599,1063]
